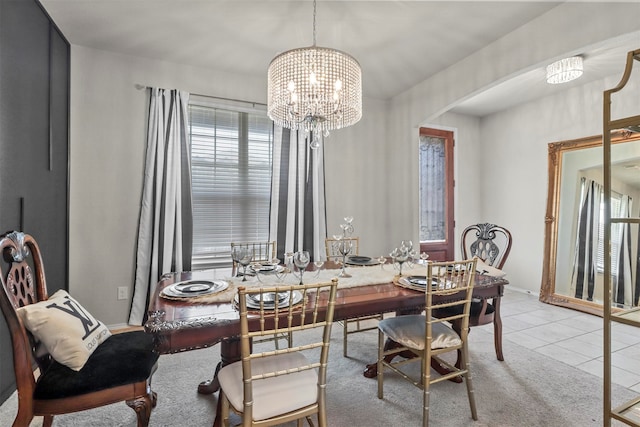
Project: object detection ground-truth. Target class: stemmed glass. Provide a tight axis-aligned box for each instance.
[293,250,310,285]
[420,252,430,265]
[313,260,325,278]
[232,246,253,281]
[231,246,246,278]
[378,255,386,270]
[273,258,290,284]
[239,253,254,281]
[338,239,353,278]
[390,247,410,276]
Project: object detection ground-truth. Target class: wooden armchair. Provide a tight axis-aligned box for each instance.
[0,231,159,427]
[435,223,512,362]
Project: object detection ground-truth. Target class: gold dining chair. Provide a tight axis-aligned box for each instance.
[217,279,339,427]
[324,236,383,357]
[230,240,291,349]
[230,241,277,276]
[376,259,478,427]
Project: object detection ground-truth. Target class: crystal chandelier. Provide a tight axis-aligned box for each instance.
[267,0,362,148]
[546,56,583,84]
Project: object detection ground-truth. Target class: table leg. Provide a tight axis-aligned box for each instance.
[198,337,243,394]
[198,362,221,394]
[493,296,504,361]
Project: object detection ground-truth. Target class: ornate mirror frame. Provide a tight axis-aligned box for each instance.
[540,130,640,316]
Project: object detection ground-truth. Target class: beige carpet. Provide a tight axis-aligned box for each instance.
[0,323,634,426]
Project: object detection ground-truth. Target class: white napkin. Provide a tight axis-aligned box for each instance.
[474,256,506,277]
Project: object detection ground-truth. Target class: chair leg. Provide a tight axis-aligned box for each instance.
[127,390,155,427]
[343,321,348,357]
[42,415,53,427]
[422,353,432,427]
[377,329,384,399]
[461,344,478,421]
[218,391,230,427]
[13,406,35,427]
[493,297,504,361]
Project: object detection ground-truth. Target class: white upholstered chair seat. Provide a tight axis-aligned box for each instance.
[378,315,462,350]
[218,351,318,422]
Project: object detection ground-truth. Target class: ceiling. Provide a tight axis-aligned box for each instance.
[40,0,640,117]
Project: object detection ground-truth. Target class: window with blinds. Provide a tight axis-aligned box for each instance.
[597,192,623,276]
[189,102,273,270]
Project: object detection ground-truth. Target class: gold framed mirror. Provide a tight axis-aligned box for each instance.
[540,130,640,315]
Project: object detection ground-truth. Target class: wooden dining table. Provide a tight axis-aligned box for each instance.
[144,262,508,425]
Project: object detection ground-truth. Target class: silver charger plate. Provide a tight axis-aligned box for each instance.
[400,276,441,290]
[345,255,380,266]
[161,280,229,298]
[235,290,304,310]
[250,263,285,274]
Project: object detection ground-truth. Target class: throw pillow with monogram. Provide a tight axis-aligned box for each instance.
[17,289,112,371]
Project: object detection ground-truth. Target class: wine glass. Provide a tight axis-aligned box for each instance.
[314,260,325,277]
[391,247,410,276]
[274,261,289,284]
[293,250,310,285]
[338,239,352,278]
[231,246,249,278]
[420,252,430,265]
[378,255,386,270]
[238,250,253,282]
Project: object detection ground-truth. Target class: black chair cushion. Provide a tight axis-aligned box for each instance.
[433,300,495,318]
[34,330,159,400]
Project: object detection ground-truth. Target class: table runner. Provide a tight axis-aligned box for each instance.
[159,259,505,305]
[160,264,411,304]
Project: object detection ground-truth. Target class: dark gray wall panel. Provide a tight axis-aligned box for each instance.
[0,0,69,404]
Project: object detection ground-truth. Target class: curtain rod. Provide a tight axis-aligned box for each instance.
[134,84,267,107]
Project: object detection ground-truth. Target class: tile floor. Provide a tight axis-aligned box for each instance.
[497,287,640,393]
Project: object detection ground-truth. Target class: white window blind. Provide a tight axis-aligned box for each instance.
[597,192,623,276]
[189,102,273,269]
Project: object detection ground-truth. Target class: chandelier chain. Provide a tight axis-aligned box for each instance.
[312,0,317,46]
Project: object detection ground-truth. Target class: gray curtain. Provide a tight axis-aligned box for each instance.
[613,194,633,307]
[269,126,327,261]
[571,178,601,301]
[129,88,193,325]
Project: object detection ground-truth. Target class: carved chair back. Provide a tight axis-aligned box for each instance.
[461,223,512,269]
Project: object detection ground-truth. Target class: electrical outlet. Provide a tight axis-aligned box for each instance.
[117,286,128,300]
